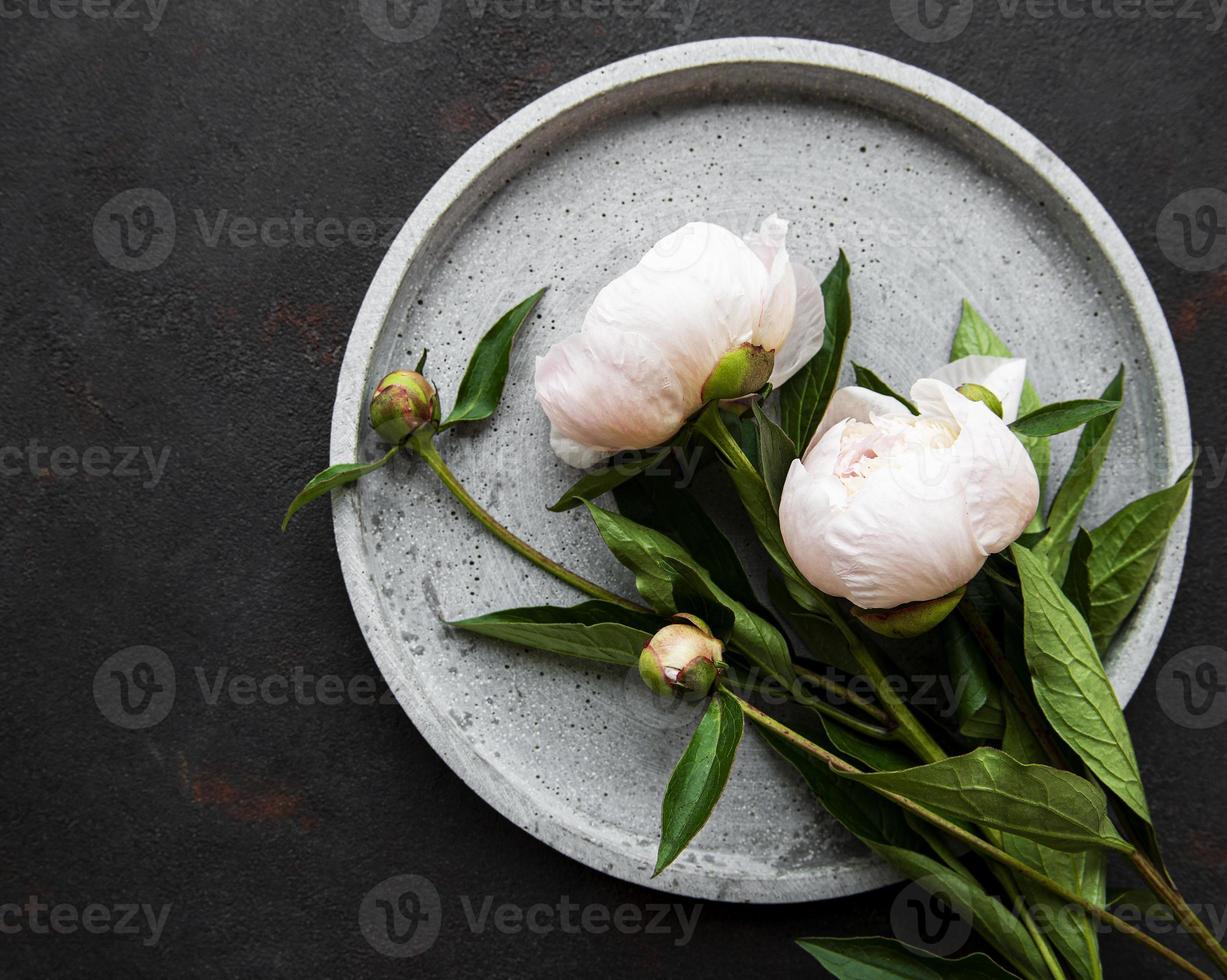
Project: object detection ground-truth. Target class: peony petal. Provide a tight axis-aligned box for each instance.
[925,355,1028,424]
[534,327,688,467]
[770,259,826,388]
[583,221,772,406]
[807,385,912,456]
[742,214,797,353]
[910,379,1039,554]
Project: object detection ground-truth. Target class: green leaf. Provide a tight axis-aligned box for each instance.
[441,287,545,428]
[843,747,1130,852]
[655,689,744,875]
[943,616,1004,740]
[852,363,918,414]
[779,251,852,452]
[1037,369,1124,568]
[548,448,671,512]
[280,445,399,530]
[1011,543,1150,824]
[1010,399,1121,438]
[1061,529,1095,624]
[612,471,760,612]
[798,937,1021,980]
[584,502,794,683]
[766,576,857,674]
[1084,464,1193,651]
[951,302,1049,508]
[869,845,1049,980]
[751,402,797,511]
[999,702,1104,980]
[451,601,656,667]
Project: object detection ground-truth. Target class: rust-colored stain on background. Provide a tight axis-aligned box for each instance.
[262,301,344,366]
[1170,270,1227,343]
[178,756,318,831]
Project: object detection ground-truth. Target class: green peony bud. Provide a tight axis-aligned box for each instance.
[851,586,966,639]
[701,344,776,403]
[370,370,436,444]
[956,383,1004,419]
[638,613,725,697]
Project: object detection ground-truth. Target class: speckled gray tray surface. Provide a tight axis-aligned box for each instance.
[330,39,1191,903]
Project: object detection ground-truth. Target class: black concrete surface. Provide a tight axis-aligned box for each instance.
[3,1,1226,977]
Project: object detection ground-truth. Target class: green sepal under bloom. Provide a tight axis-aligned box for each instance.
[701,344,776,403]
[851,586,967,639]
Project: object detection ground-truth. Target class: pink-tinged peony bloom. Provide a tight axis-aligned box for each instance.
[535,216,826,468]
[779,356,1039,610]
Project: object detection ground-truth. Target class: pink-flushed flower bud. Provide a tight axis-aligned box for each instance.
[638,614,725,698]
[779,356,1038,610]
[369,370,436,444]
[534,215,828,468]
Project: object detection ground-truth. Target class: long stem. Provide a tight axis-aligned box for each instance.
[827,612,946,765]
[1133,851,1227,976]
[730,693,1211,980]
[794,664,893,725]
[412,435,646,615]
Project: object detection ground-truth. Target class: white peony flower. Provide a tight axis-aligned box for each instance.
[534,215,826,468]
[779,356,1039,610]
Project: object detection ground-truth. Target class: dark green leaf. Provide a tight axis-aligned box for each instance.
[1010,399,1121,438]
[951,302,1049,513]
[1061,529,1095,624]
[943,616,1004,740]
[797,937,1021,980]
[1108,888,1173,921]
[852,363,918,414]
[1037,368,1124,569]
[767,576,857,674]
[548,448,671,512]
[655,689,744,875]
[844,747,1130,852]
[1012,543,1150,824]
[584,502,794,683]
[1085,464,1193,651]
[869,844,1049,979]
[280,445,399,531]
[779,251,852,453]
[451,601,656,667]
[612,469,760,611]
[414,348,429,373]
[751,402,797,511]
[441,287,545,428]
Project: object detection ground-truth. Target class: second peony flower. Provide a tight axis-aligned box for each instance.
[534,215,827,467]
[779,356,1040,610]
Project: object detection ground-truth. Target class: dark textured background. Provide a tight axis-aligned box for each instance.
[3,1,1225,977]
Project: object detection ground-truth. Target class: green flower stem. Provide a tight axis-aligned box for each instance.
[794,664,893,726]
[1132,851,1227,977]
[410,433,646,615]
[728,692,1211,980]
[827,612,947,765]
[960,596,1227,977]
